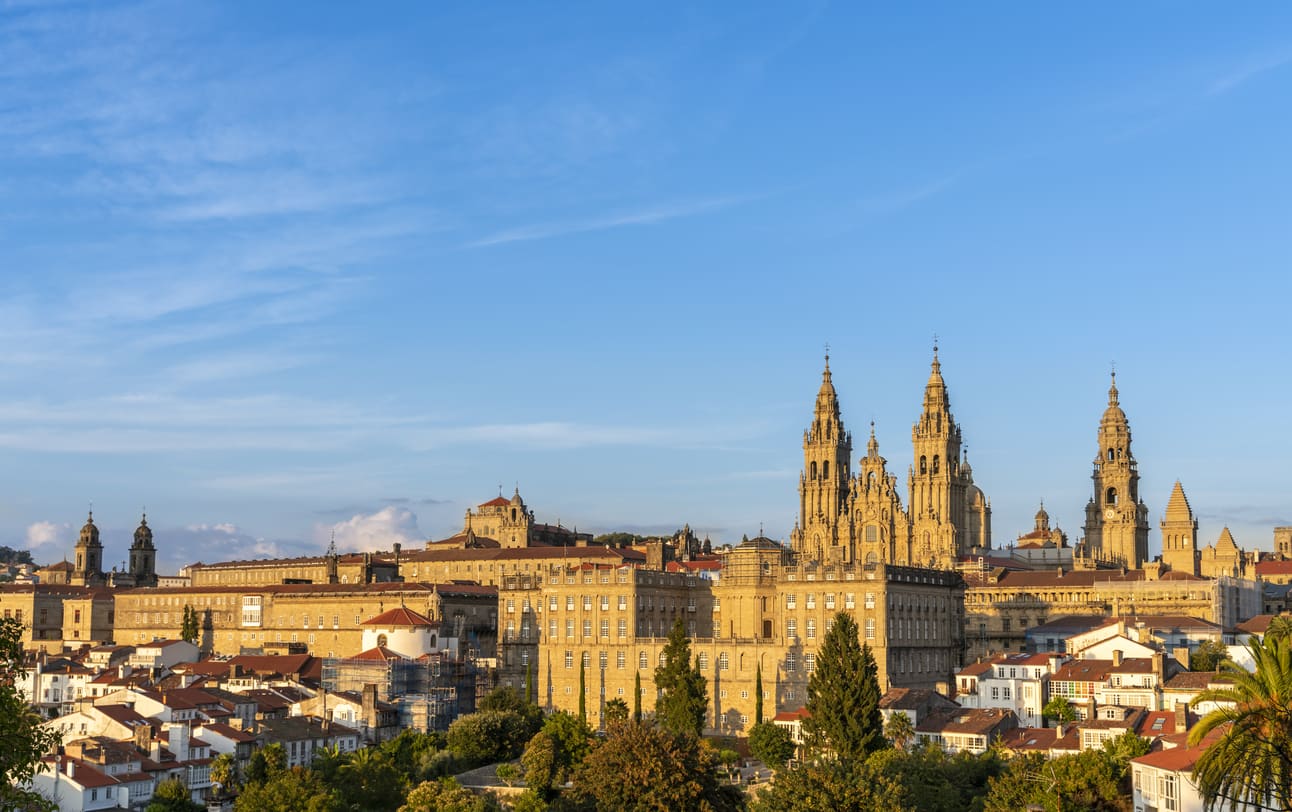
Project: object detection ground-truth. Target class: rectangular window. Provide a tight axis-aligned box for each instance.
[865,618,876,639]
[718,652,729,671]
[787,619,797,638]
[618,596,627,610]
[618,619,627,638]
[805,653,816,673]
[583,596,593,611]
[550,597,559,611]
[806,593,816,609]
[786,652,796,672]
[600,619,609,638]
[564,651,573,668]
[806,619,817,639]
[826,593,836,610]
[549,620,558,638]
[844,593,855,609]
[583,620,592,638]
[567,596,575,611]
[566,620,575,638]
[600,596,609,611]
[786,594,797,609]
[864,592,875,609]
[617,651,626,669]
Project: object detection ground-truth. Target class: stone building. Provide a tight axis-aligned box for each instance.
[187,549,398,588]
[1080,374,1150,569]
[1159,481,1199,577]
[0,584,113,652]
[112,581,498,659]
[962,567,1260,661]
[789,350,991,570]
[496,538,965,736]
[69,512,106,587]
[451,488,592,549]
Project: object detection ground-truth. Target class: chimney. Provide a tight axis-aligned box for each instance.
[149,739,162,762]
[1112,650,1123,667]
[1152,651,1165,678]
[1174,702,1188,732]
[67,760,75,779]
[362,683,379,732]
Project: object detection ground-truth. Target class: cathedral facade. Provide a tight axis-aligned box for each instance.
[789,350,992,570]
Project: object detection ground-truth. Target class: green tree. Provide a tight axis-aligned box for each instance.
[446,710,531,766]
[511,789,549,812]
[751,758,910,812]
[1189,638,1229,672]
[603,697,629,723]
[1188,633,1292,811]
[982,733,1146,812]
[748,721,796,769]
[146,777,203,812]
[654,618,708,737]
[884,711,916,750]
[633,671,642,722]
[495,762,520,787]
[520,731,560,798]
[578,658,587,724]
[754,661,764,724]
[338,747,406,811]
[399,778,498,812]
[1042,695,1077,725]
[521,711,592,798]
[867,745,1005,812]
[802,612,884,763]
[0,618,60,812]
[180,605,199,645]
[233,766,342,812]
[478,685,543,738]
[569,720,740,811]
[244,742,287,785]
[210,752,239,797]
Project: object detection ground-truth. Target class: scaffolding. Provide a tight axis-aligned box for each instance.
[322,650,478,732]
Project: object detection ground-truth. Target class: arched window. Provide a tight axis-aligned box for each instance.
[919,456,928,474]
[933,455,940,474]
[376,633,388,647]
[810,461,818,480]
[866,552,878,565]
[511,508,517,521]
[1108,448,1115,461]
[822,461,829,479]
[1106,487,1118,506]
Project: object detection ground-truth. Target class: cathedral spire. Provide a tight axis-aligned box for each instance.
[867,420,878,457]
[1108,370,1119,406]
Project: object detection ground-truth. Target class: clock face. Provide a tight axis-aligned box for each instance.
[1105,508,1116,520]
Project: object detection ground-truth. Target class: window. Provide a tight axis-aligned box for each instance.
[806,593,816,609]
[787,619,797,638]
[583,620,592,638]
[718,652,729,671]
[549,620,558,638]
[567,596,575,611]
[565,651,573,668]
[865,618,876,639]
[806,619,816,639]
[805,653,816,673]
[786,594,796,609]
[566,619,575,638]
[826,593,836,610]
[713,621,721,638]
[618,619,627,638]
[864,592,875,609]
[507,599,515,614]
[991,687,1000,700]
[844,593,855,609]
[639,651,648,669]
[600,596,610,611]
[617,651,626,669]
[583,651,591,667]
[600,619,609,638]
[786,652,796,672]
[600,651,608,669]
[699,653,709,670]
[550,596,559,611]
[618,595,627,610]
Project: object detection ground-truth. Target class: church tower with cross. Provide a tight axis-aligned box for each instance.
[1081,371,1150,568]
[790,351,853,563]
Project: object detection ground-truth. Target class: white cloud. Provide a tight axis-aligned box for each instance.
[25,520,70,552]
[467,196,751,247]
[322,506,423,553]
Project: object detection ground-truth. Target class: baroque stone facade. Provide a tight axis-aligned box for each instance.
[790,351,991,570]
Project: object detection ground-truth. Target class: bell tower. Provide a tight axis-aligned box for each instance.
[129,511,158,587]
[791,353,852,563]
[908,345,967,568]
[71,510,105,586]
[1082,373,1150,568]
[1160,481,1198,576]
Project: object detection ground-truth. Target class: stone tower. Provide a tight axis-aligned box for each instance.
[848,423,911,565]
[71,511,105,587]
[1082,373,1150,568]
[908,347,968,568]
[1159,481,1198,576]
[791,355,852,563]
[128,512,158,588]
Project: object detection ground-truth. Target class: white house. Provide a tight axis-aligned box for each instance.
[30,757,128,812]
[955,652,1066,727]
[128,640,199,671]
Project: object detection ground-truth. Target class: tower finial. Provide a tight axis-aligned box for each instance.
[824,341,830,370]
[933,333,939,357]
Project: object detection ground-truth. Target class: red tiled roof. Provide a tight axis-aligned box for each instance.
[1053,660,1113,682]
[362,606,435,627]
[957,662,992,678]
[1255,560,1292,576]
[479,496,511,507]
[773,708,809,722]
[47,758,119,788]
[1132,745,1206,772]
[349,645,406,662]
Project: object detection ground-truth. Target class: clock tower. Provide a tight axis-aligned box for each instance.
[1082,373,1149,568]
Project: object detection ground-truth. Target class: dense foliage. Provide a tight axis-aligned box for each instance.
[0,616,60,812]
[748,722,796,769]
[145,777,203,812]
[654,617,709,737]
[1189,639,1229,672]
[1189,632,1292,810]
[569,720,741,811]
[802,612,884,762]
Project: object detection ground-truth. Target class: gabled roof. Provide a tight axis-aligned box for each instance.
[1052,660,1113,682]
[957,662,992,678]
[1163,671,1226,691]
[880,687,958,712]
[1132,745,1206,772]
[349,645,407,662]
[361,606,435,627]
[772,708,809,722]
[479,496,511,508]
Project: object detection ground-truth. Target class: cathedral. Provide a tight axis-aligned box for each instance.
[790,348,991,569]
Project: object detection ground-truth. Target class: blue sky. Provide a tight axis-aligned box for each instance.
[2,2,1290,574]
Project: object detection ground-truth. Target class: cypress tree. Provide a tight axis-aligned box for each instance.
[578,658,587,724]
[633,671,642,722]
[654,618,708,737]
[525,659,534,705]
[802,612,884,764]
[754,662,764,725]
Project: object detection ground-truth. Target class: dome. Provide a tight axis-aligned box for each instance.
[1034,502,1050,532]
[79,511,101,546]
[1101,373,1127,425]
[133,513,154,549]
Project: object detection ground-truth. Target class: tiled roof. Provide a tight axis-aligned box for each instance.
[478,496,511,507]
[957,662,992,678]
[880,687,958,711]
[1256,560,1292,576]
[348,645,406,662]
[1163,671,1224,691]
[1052,660,1113,682]
[198,723,256,743]
[918,708,1016,735]
[361,606,436,627]
[1132,745,1206,772]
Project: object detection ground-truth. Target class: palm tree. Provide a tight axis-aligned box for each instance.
[884,711,915,751]
[1188,633,1292,810]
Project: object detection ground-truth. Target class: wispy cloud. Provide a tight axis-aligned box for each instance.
[467,196,751,247]
[1209,50,1292,96]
